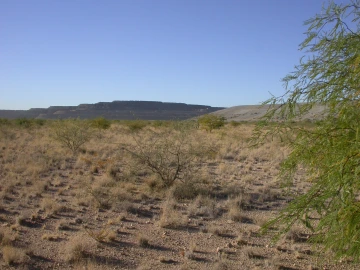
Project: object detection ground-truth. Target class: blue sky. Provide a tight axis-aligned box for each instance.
[0,0,338,109]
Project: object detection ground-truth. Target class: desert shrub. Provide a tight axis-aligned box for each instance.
[13,118,45,128]
[36,118,46,125]
[126,126,201,187]
[198,114,225,132]
[14,118,32,128]
[90,117,111,130]
[171,180,199,200]
[0,118,11,126]
[51,119,93,154]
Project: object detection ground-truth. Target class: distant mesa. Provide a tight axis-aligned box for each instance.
[0,101,225,120]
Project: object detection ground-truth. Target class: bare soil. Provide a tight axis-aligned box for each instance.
[0,121,357,269]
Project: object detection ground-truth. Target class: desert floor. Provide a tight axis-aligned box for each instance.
[0,120,358,269]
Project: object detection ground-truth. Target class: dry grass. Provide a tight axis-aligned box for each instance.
[137,234,151,248]
[0,121,355,269]
[158,197,186,229]
[64,235,93,263]
[2,245,27,265]
[41,233,61,241]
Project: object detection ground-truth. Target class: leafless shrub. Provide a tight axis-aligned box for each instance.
[125,126,208,188]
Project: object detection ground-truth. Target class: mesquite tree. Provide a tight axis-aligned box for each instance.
[253,0,360,260]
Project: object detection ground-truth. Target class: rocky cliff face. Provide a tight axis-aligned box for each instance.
[0,101,225,120]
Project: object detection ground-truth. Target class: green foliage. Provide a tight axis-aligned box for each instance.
[151,120,172,128]
[90,117,111,130]
[15,118,32,128]
[51,119,93,154]
[13,118,46,128]
[198,114,225,132]
[0,118,11,126]
[253,1,360,260]
[34,119,46,126]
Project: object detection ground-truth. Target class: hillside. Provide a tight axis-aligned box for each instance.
[211,104,326,122]
[0,101,225,120]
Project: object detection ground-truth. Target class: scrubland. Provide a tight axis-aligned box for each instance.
[0,119,357,269]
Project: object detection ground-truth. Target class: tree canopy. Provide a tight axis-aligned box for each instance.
[253,0,360,260]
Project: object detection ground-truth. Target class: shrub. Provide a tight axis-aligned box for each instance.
[0,118,11,126]
[51,119,93,154]
[198,114,225,132]
[126,126,199,187]
[15,118,32,128]
[90,117,111,130]
[171,181,199,200]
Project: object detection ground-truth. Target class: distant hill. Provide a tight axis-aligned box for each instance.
[0,101,225,120]
[211,104,326,122]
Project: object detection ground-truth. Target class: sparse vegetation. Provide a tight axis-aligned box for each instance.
[0,117,357,269]
[64,235,92,263]
[2,246,26,265]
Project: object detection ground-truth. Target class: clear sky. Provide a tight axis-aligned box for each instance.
[0,0,342,110]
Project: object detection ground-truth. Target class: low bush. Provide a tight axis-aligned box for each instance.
[51,119,93,154]
[198,114,225,132]
[90,117,111,130]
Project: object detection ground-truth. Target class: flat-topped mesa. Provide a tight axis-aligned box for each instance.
[0,101,225,120]
[82,101,223,111]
